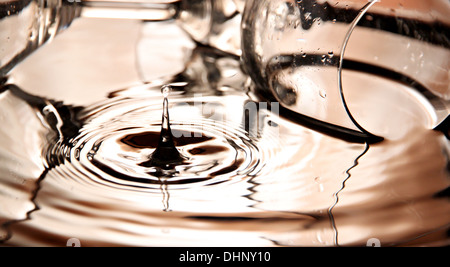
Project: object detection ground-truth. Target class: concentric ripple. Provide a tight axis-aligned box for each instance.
[45,84,276,192]
[1,81,449,247]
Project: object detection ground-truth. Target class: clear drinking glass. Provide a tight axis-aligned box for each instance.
[0,0,244,77]
[2,0,449,142]
[241,0,450,141]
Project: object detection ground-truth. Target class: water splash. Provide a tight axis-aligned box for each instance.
[141,85,186,170]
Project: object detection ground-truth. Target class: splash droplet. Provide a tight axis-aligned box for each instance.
[142,85,186,170]
[161,85,172,98]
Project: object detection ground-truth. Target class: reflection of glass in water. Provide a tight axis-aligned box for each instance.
[0,0,449,247]
[0,43,449,246]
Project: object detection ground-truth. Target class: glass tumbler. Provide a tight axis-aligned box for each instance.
[241,0,450,142]
[0,0,245,77]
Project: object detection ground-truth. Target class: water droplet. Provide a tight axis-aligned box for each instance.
[268,120,278,127]
[304,12,312,21]
[314,177,325,192]
[328,51,334,58]
[161,85,171,98]
[319,90,327,99]
[87,152,95,161]
[74,148,80,160]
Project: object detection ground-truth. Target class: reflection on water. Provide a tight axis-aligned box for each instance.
[0,32,449,247]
